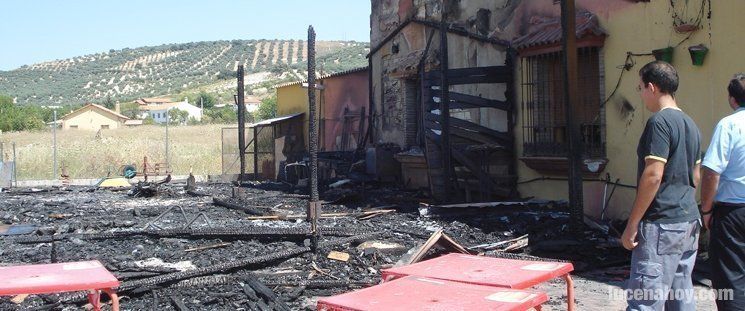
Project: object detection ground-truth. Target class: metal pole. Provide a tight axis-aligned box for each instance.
[53,110,57,179]
[237,65,246,181]
[12,142,17,187]
[307,25,321,249]
[561,0,585,232]
[165,107,170,169]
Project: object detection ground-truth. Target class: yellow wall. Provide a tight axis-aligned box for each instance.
[276,83,321,148]
[62,109,122,131]
[515,0,744,220]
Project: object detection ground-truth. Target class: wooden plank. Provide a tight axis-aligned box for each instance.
[327,251,350,262]
[451,148,512,197]
[425,130,441,145]
[448,117,512,147]
[425,114,512,149]
[424,66,512,85]
[427,91,511,111]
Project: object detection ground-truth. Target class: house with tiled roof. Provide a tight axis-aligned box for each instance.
[61,103,130,130]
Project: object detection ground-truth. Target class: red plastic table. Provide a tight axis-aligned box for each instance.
[0,260,120,311]
[382,254,575,310]
[318,276,548,311]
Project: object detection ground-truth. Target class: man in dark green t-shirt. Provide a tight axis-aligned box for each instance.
[622,61,702,311]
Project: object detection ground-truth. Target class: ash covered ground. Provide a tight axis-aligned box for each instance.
[0,182,715,310]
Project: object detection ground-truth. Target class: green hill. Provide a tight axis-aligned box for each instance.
[0,40,369,106]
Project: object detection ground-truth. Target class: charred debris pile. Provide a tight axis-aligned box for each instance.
[0,180,626,310]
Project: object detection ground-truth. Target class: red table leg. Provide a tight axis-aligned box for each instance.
[87,289,102,311]
[564,274,575,311]
[103,288,120,311]
[86,288,119,311]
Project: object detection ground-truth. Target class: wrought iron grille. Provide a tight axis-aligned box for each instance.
[520,47,605,158]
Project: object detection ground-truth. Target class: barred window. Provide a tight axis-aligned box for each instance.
[520,47,605,158]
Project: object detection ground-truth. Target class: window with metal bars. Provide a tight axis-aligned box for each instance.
[520,47,605,158]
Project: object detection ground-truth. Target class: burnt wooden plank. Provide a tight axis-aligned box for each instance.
[424,66,512,85]
[425,129,441,145]
[451,148,512,197]
[425,113,512,148]
[448,117,512,146]
[428,91,511,111]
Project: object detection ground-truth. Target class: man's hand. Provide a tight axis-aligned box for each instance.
[703,214,713,230]
[621,223,639,250]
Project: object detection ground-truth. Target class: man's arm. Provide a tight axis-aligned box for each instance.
[701,166,720,230]
[693,163,701,188]
[621,158,665,250]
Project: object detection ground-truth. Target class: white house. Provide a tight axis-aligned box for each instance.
[139,100,202,124]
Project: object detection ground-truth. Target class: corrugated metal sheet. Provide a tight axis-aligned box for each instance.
[513,12,607,50]
[249,113,304,128]
[274,66,369,89]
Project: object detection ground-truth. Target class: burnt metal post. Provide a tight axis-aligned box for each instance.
[307,26,321,250]
[561,0,585,232]
[165,107,170,169]
[237,65,246,181]
[52,110,57,180]
[439,15,452,201]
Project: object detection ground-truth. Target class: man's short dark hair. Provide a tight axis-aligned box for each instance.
[727,73,745,107]
[639,61,679,95]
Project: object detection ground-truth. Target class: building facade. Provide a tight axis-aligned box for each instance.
[61,103,130,131]
[276,67,369,152]
[369,0,735,220]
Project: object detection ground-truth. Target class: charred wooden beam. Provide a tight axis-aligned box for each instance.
[561,0,585,232]
[424,66,512,86]
[173,275,235,288]
[117,247,311,292]
[426,90,511,111]
[170,295,190,311]
[439,16,453,202]
[307,26,321,250]
[320,231,384,248]
[237,65,246,181]
[213,197,267,215]
[424,113,512,147]
[263,279,375,289]
[243,273,292,311]
[451,148,512,197]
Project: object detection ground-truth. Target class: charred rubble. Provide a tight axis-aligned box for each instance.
[0,181,628,310]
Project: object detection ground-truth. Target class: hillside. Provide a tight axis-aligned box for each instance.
[0,40,369,106]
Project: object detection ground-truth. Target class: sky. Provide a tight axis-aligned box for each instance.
[0,0,371,71]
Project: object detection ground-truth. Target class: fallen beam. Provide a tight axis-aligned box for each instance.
[118,246,311,292]
[243,273,292,311]
[213,197,267,216]
[12,226,371,245]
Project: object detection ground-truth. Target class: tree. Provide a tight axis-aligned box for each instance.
[255,94,277,121]
[143,115,156,125]
[120,102,141,119]
[101,95,115,109]
[0,95,45,132]
[168,108,189,125]
[204,107,237,124]
[188,91,216,109]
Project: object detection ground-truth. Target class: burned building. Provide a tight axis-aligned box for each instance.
[369,0,745,222]
[369,0,519,202]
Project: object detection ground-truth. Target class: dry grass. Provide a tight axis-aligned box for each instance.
[0,124,232,180]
